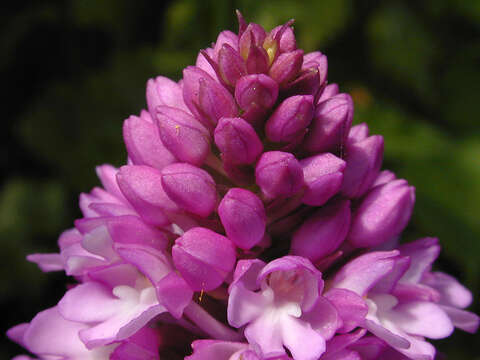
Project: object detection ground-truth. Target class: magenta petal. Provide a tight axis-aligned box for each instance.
[107,215,168,250]
[161,163,217,217]
[182,66,237,128]
[255,151,304,198]
[218,188,266,250]
[214,117,263,165]
[341,135,384,199]
[332,251,399,296]
[348,179,415,248]
[304,93,354,153]
[301,152,346,206]
[325,289,368,333]
[110,327,160,360]
[269,50,304,88]
[146,76,189,115]
[291,199,351,262]
[265,95,314,143]
[116,165,175,227]
[123,112,176,170]
[172,227,236,291]
[95,164,126,202]
[155,106,211,166]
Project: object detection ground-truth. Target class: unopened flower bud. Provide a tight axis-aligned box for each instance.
[218,44,247,87]
[269,49,304,88]
[255,151,304,198]
[317,83,339,104]
[161,163,217,217]
[146,76,189,116]
[218,188,266,249]
[265,95,314,143]
[172,227,236,291]
[245,44,270,75]
[284,67,321,97]
[341,135,384,198]
[267,24,296,54]
[301,153,346,206]
[156,106,211,166]
[239,23,267,60]
[303,51,328,88]
[214,117,263,164]
[116,165,178,227]
[304,93,354,153]
[213,30,239,60]
[291,199,351,262]
[348,179,415,247]
[235,74,278,125]
[347,123,369,144]
[123,110,175,170]
[372,170,396,188]
[182,66,237,129]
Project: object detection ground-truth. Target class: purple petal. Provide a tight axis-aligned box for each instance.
[332,251,399,296]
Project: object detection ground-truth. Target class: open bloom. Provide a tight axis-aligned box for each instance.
[228,256,339,360]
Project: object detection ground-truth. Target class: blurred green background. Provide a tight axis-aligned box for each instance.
[1,0,479,358]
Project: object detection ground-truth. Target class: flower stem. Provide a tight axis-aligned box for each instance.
[183,301,243,341]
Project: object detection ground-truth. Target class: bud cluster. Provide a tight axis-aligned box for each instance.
[8,11,477,360]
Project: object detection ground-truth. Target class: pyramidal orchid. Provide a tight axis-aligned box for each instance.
[8,11,478,360]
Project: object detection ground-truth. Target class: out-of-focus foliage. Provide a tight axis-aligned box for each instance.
[1,0,478,358]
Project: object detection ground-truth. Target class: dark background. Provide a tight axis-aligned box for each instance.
[1,0,479,358]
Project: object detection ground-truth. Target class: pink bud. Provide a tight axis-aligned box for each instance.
[116,165,178,227]
[284,67,322,97]
[161,163,217,217]
[245,44,270,75]
[155,106,211,166]
[268,24,296,54]
[172,227,236,291]
[372,170,396,188]
[303,51,328,87]
[146,76,189,116]
[317,83,339,104]
[348,179,416,248]
[347,123,369,144]
[218,188,266,250]
[218,44,247,87]
[341,135,384,198]
[301,153,346,206]
[213,30,239,60]
[235,74,278,110]
[269,50,304,88]
[123,111,176,170]
[265,95,314,143]
[214,117,263,165]
[304,93,354,153]
[255,151,304,198]
[195,49,218,81]
[291,199,351,262]
[182,66,237,129]
[239,23,267,60]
